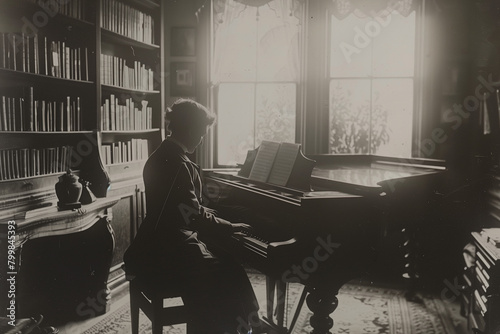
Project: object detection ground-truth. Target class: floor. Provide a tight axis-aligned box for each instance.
[54,275,470,334]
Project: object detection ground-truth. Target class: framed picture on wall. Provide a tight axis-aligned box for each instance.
[171,27,196,56]
[170,62,196,96]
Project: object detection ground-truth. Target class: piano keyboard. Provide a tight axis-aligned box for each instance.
[233,231,269,257]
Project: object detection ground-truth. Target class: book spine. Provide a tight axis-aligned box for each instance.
[1,96,6,131]
[0,33,5,68]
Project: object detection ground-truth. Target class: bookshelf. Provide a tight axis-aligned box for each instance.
[0,0,164,320]
[98,0,163,183]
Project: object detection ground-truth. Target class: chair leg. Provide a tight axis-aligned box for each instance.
[130,284,140,334]
[152,296,163,334]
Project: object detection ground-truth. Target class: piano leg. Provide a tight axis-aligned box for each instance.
[264,277,287,332]
[266,276,276,321]
[306,286,339,334]
[277,280,287,327]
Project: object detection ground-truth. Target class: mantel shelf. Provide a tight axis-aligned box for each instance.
[9,196,121,244]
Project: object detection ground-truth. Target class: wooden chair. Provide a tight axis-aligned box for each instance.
[127,274,189,334]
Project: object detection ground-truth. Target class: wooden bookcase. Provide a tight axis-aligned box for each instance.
[0,0,164,317]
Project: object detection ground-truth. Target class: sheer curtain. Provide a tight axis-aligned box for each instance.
[211,0,304,165]
[327,0,419,157]
[212,0,304,84]
[330,0,416,19]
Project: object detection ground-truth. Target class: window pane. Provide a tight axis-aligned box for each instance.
[329,79,371,154]
[213,9,257,82]
[371,79,413,157]
[255,83,296,145]
[330,14,372,78]
[256,6,301,81]
[372,12,415,77]
[217,84,255,165]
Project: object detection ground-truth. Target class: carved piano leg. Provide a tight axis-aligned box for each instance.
[306,287,338,334]
[401,227,423,303]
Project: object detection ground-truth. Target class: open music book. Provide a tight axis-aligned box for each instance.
[248,141,301,186]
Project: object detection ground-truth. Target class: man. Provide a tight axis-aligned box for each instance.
[124,99,259,334]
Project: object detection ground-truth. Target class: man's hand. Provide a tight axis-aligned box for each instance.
[231,222,252,234]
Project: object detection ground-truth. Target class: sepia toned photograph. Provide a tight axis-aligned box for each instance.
[170,27,196,57]
[170,62,196,96]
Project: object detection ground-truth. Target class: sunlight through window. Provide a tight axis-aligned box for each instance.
[213,0,302,165]
[329,10,416,157]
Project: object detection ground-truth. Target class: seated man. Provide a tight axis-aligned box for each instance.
[124,99,259,334]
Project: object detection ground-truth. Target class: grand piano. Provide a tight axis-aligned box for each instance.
[202,141,446,334]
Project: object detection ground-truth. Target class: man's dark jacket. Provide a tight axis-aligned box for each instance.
[123,139,233,276]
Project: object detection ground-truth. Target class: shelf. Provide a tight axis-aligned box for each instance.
[101,129,159,135]
[0,131,97,150]
[0,131,94,135]
[101,28,160,50]
[1,0,95,29]
[126,0,160,10]
[105,160,147,168]
[105,160,146,182]
[101,84,160,95]
[0,171,71,183]
[0,69,94,86]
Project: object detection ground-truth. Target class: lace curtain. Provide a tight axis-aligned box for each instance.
[212,0,305,83]
[330,0,416,19]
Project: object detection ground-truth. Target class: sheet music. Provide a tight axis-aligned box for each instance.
[248,140,281,182]
[267,142,300,186]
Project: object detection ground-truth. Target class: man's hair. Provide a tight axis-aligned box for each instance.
[165,98,216,134]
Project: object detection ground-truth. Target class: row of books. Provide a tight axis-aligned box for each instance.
[100,139,148,165]
[0,33,89,81]
[101,95,152,131]
[0,146,73,181]
[27,0,87,21]
[100,0,155,45]
[100,54,154,91]
[0,88,81,132]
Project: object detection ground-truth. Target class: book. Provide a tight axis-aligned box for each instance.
[1,96,6,131]
[267,142,300,186]
[1,33,5,68]
[248,140,281,182]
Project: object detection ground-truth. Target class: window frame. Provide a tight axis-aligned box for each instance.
[210,1,307,168]
[325,3,425,158]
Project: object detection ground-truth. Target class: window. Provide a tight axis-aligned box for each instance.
[212,0,303,165]
[329,10,416,157]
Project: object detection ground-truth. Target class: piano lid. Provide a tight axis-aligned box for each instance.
[310,155,445,194]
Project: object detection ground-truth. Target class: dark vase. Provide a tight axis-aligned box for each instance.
[55,170,83,209]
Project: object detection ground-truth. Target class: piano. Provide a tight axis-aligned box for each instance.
[202,143,446,334]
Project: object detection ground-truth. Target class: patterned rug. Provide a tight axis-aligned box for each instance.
[80,273,458,334]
